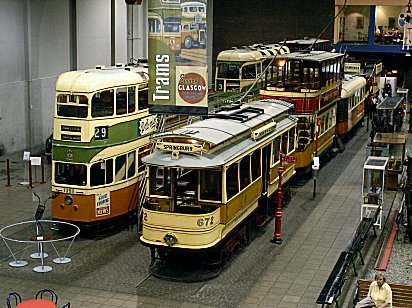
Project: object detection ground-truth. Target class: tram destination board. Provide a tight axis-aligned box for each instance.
[283,155,296,163]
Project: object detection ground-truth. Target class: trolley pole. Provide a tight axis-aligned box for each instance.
[271,149,283,245]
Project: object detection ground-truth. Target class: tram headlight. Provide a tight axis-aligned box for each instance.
[64,195,73,205]
[164,233,177,247]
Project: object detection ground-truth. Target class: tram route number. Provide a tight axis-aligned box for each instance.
[197,216,214,227]
[95,126,109,140]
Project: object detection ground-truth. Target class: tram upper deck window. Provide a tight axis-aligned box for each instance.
[92,90,114,118]
[164,17,180,33]
[200,170,221,201]
[57,94,88,118]
[217,63,239,79]
[55,163,87,186]
[128,86,136,112]
[138,86,149,110]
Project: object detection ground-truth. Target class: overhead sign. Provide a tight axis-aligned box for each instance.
[156,141,203,153]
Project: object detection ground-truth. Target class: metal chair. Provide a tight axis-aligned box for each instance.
[35,289,58,304]
[6,292,22,308]
[61,303,71,308]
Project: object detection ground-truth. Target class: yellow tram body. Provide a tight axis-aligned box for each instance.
[141,99,297,250]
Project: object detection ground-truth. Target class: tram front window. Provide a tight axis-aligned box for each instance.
[217,63,240,79]
[56,94,88,118]
[55,163,87,186]
[149,166,171,196]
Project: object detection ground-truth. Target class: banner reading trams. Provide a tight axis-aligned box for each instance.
[148,0,208,115]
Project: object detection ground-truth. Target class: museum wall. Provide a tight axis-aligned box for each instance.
[0,0,134,155]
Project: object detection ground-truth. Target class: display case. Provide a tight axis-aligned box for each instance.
[373,132,406,190]
[375,96,404,133]
[361,156,388,229]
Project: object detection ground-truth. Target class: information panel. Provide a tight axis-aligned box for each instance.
[148,0,208,115]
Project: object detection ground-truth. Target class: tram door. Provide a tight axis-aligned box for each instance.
[257,145,271,226]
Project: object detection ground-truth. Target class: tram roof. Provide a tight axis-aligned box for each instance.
[216,44,289,62]
[341,75,367,99]
[277,50,343,62]
[56,65,149,93]
[143,99,297,168]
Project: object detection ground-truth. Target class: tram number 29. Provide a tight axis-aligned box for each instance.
[95,126,109,140]
[197,216,214,227]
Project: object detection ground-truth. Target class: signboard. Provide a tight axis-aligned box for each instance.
[139,115,158,136]
[30,157,41,166]
[23,151,30,161]
[148,0,208,115]
[95,192,110,217]
[283,155,297,163]
[344,63,361,74]
[156,141,203,153]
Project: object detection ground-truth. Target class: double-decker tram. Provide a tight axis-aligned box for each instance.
[140,99,297,279]
[148,0,182,57]
[260,51,344,173]
[344,58,383,96]
[51,64,156,236]
[336,75,367,138]
[214,44,290,96]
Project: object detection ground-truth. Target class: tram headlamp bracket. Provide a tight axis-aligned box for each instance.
[171,151,179,160]
[164,233,177,247]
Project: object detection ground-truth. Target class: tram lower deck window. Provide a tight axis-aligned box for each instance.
[200,170,221,201]
[55,163,87,186]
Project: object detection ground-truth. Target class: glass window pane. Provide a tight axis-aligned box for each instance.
[272,137,280,164]
[127,151,136,178]
[116,88,127,115]
[54,163,87,186]
[92,90,114,118]
[106,159,113,184]
[226,164,239,200]
[200,170,221,201]
[138,88,149,110]
[240,156,251,190]
[128,87,136,113]
[251,149,261,180]
[90,162,105,186]
[115,154,126,182]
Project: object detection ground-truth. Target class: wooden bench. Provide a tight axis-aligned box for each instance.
[355,279,412,307]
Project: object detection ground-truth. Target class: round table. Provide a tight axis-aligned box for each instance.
[16,299,55,307]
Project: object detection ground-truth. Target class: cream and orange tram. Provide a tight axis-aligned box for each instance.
[140,99,297,272]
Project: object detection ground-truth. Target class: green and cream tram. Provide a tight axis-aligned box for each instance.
[140,99,297,263]
[51,64,156,235]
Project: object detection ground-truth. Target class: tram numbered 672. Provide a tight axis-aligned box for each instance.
[140,99,298,275]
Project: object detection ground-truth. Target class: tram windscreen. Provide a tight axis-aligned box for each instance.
[217,63,240,79]
[56,94,88,118]
[54,163,87,186]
